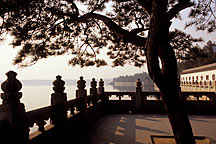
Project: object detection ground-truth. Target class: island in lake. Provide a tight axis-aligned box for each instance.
[109,72,156,92]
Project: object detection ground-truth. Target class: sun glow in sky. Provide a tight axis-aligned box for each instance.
[0,41,147,80]
[0,7,215,81]
[0,37,147,80]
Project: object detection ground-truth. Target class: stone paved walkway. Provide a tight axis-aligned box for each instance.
[85,114,216,144]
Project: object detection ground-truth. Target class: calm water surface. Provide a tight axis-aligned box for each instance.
[0,83,153,133]
[0,84,120,111]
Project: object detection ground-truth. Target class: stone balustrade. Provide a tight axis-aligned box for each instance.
[181,80,216,92]
[0,71,215,144]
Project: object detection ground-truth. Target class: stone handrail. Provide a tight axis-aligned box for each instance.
[0,71,215,144]
[181,80,216,92]
[26,98,82,133]
[0,72,101,144]
[65,98,80,115]
[103,91,161,101]
[104,91,135,100]
[103,91,215,101]
[27,105,51,132]
[86,94,94,106]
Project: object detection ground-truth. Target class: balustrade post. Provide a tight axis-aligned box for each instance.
[98,79,108,111]
[98,79,104,95]
[136,79,143,112]
[192,81,194,90]
[0,71,28,143]
[199,81,201,91]
[213,92,216,105]
[213,80,216,91]
[194,80,197,91]
[50,75,67,126]
[90,78,98,112]
[214,80,216,92]
[209,81,211,91]
[76,77,87,118]
[213,81,216,104]
[98,79,107,100]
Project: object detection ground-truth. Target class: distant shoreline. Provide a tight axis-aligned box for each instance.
[0,79,112,86]
[112,82,136,86]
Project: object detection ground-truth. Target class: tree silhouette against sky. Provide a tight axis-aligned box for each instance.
[1,0,215,143]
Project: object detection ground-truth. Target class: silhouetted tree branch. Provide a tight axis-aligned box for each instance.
[1,0,216,143]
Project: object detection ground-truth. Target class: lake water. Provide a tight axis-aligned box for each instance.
[0,80,158,111]
[0,79,157,111]
[0,83,121,111]
[0,83,124,133]
[0,81,156,133]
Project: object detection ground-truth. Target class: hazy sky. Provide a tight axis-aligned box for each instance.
[0,7,215,81]
[0,37,147,80]
[0,41,147,80]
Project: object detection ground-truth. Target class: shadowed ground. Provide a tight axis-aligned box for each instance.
[84,114,216,144]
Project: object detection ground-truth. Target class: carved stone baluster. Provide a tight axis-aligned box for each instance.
[98,78,104,94]
[135,79,143,112]
[117,94,122,100]
[50,75,67,126]
[76,76,87,117]
[70,107,75,115]
[50,75,67,143]
[156,94,161,100]
[199,81,202,91]
[129,94,133,100]
[90,78,98,111]
[98,79,107,112]
[98,79,106,99]
[209,81,212,91]
[214,81,216,91]
[87,100,91,107]
[0,71,29,143]
[36,120,46,132]
[117,95,120,100]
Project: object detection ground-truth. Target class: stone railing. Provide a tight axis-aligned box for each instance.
[181,80,216,92]
[101,90,216,114]
[0,71,216,144]
[0,71,102,144]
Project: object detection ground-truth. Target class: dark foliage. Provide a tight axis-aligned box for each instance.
[186,0,216,33]
[179,41,216,71]
[1,1,216,144]
[112,72,152,82]
[0,0,212,68]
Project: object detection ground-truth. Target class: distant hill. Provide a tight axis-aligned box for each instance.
[0,78,112,86]
[179,40,216,72]
[111,72,154,84]
[21,80,76,86]
[0,79,67,86]
[110,72,155,91]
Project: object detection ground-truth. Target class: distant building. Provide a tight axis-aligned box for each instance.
[180,62,216,83]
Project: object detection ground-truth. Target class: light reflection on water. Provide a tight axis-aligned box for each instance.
[0,83,156,133]
[0,84,119,111]
[22,85,76,111]
[0,84,120,133]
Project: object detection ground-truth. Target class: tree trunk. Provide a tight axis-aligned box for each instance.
[145,0,196,144]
